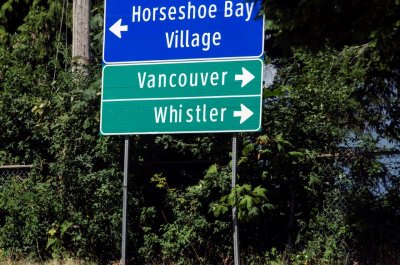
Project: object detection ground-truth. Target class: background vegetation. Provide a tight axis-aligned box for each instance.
[0,0,399,264]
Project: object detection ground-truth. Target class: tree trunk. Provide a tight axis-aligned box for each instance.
[72,0,90,68]
[286,190,295,248]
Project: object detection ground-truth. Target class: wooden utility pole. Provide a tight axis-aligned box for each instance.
[72,0,90,67]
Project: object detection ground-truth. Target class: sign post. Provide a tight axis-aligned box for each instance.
[122,136,129,264]
[232,134,240,265]
[101,1,264,264]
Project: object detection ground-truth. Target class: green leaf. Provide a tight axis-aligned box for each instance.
[60,221,72,237]
[253,186,267,199]
[288,151,305,158]
[308,173,321,186]
[46,237,57,249]
[238,195,253,210]
[48,227,57,236]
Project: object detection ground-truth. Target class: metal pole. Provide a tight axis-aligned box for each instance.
[232,133,240,265]
[122,136,129,265]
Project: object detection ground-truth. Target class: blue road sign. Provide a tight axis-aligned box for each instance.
[103,0,264,64]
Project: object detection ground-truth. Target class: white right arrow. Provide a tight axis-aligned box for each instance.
[109,19,128,38]
[233,104,254,124]
[235,67,255,87]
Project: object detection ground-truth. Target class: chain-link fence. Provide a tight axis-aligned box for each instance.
[1,151,398,263]
[312,150,400,263]
[0,165,32,185]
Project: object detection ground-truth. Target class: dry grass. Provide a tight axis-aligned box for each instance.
[0,258,99,265]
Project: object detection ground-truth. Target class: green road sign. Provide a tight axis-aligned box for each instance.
[100,59,263,135]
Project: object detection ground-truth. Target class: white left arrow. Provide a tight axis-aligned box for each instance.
[235,67,255,87]
[109,19,128,38]
[233,104,254,124]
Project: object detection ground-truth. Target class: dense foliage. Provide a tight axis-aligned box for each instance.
[0,0,399,264]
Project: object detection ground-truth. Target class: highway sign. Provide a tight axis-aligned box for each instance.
[100,59,263,135]
[103,0,264,64]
